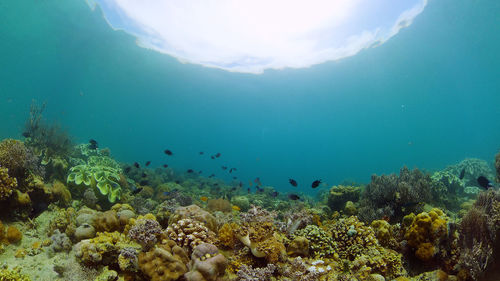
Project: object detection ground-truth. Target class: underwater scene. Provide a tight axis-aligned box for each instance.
[1,0,500,280]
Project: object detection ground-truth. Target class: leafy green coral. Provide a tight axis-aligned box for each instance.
[67,156,122,202]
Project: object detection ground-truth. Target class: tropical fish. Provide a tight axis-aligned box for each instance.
[209,174,215,178]
[134,162,140,168]
[247,188,251,194]
[199,151,204,155]
[254,177,262,186]
[271,191,279,197]
[141,172,147,178]
[215,153,221,158]
[477,176,493,189]
[131,187,143,195]
[200,196,208,202]
[288,194,300,200]
[459,168,465,180]
[89,139,98,150]
[289,179,298,187]
[187,169,194,173]
[124,166,131,173]
[145,161,151,166]
[163,164,168,168]
[164,149,173,156]
[311,180,322,188]
[232,205,241,211]
[221,166,228,170]
[211,156,215,159]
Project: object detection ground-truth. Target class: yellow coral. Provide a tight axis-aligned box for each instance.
[0,166,17,200]
[0,267,31,281]
[218,223,238,248]
[405,208,447,261]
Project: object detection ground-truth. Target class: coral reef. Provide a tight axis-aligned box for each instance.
[405,208,448,261]
[292,225,334,258]
[49,229,72,253]
[236,264,276,281]
[169,204,217,232]
[207,198,232,213]
[0,167,17,201]
[327,185,361,211]
[67,155,123,203]
[185,243,228,281]
[359,166,432,223]
[496,151,500,183]
[166,218,217,253]
[127,217,162,249]
[138,239,189,281]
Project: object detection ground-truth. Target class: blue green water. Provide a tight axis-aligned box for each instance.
[1,0,499,194]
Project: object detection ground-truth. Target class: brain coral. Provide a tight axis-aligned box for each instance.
[0,166,17,200]
[405,208,448,261]
[138,239,190,281]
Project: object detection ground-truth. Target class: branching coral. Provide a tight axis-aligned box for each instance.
[128,218,162,250]
[138,239,189,281]
[236,264,276,281]
[359,166,431,223]
[458,189,500,279]
[166,218,216,253]
[405,208,448,261]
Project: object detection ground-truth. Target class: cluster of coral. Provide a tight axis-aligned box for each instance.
[0,111,499,281]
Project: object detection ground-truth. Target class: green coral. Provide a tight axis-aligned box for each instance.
[0,266,31,281]
[327,185,361,211]
[67,155,122,202]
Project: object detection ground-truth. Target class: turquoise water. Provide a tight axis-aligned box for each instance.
[1,0,499,194]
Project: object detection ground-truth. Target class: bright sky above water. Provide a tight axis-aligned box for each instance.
[87,0,427,73]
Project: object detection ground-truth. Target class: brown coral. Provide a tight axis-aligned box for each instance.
[218,223,239,248]
[169,205,217,232]
[166,218,216,253]
[207,198,232,213]
[6,225,22,244]
[138,239,189,281]
[405,208,448,261]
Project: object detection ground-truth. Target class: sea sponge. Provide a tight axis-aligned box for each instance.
[405,208,448,261]
[0,166,17,200]
[6,226,22,244]
[169,205,217,232]
[207,198,232,213]
[138,239,189,281]
[93,210,120,232]
[185,243,228,281]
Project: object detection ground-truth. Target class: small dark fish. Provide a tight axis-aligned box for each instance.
[254,177,262,186]
[163,164,168,168]
[139,180,149,186]
[477,176,493,189]
[233,176,237,180]
[247,188,251,194]
[211,156,215,159]
[131,187,143,195]
[209,174,215,178]
[89,139,98,150]
[229,168,234,173]
[134,162,140,169]
[231,186,237,191]
[215,153,221,158]
[214,183,219,186]
[288,194,300,200]
[239,182,243,187]
[145,161,151,166]
[22,131,30,138]
[164,149,173,156]
[289,179,298,187]
[221,166,228,170]
[271,191,279,197]
[163,191,171,196]
[256,186,264,193]
[311,180,322,188]
[141,172,147,178]
[124,166,131,173]
[187,169,194,173]
[175,180,180,184]
[199,152,204,155]
[459,168,465,180]
[199,171,203,174]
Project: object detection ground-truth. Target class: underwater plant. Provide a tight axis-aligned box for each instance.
[67,155,123,203]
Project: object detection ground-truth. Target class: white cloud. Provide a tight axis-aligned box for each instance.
[88,0,427,73]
